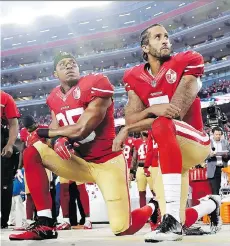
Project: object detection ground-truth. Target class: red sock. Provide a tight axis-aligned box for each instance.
[117,205,153,235]
[151,117,182,174]
[78,184,90,216]
[26,194,35,220]
[184,208,199,228]
[139,191,146,208]
[23,146,52,211]
[60,183,70,218]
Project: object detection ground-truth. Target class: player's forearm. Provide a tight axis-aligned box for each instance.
[125,108,152,125]
[18,152,24,169]
[170,75,199,119]
[7,118,19,146]
[47,125,86,140]
[125,118,155,133]
[18,143,25,169]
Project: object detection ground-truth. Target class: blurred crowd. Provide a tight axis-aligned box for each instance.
[198,80,230,98]
[1,41,140,71]
[19,107,126,129]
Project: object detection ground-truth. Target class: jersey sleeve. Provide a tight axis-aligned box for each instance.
[123,69,133,92]
[88,74,114,102]
[20,128,28,142]
[183,51,204,77]
[4,94,20,119]
[46,95,52,111]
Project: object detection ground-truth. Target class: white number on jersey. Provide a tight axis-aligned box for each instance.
[56,107,96,144]
[123,145,131,160]
[138,144,147,160]
[152,139,158,149]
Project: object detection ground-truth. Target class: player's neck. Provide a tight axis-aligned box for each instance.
[148,57,162,76]
[60,84,72,94]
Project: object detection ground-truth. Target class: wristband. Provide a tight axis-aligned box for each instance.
[37,128,49,138]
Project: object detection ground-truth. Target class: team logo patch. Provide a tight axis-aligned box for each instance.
[73,86,81,99]
[165,69,177,84]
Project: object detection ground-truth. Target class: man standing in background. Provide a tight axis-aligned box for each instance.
[1,90,20,228]
[207,127,230,194]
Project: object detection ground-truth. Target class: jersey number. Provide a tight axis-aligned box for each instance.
[56,107,96,144]
[138,144,147,160]
[123,145,131,159]
[152,139,158,149]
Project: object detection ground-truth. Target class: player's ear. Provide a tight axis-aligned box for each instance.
[54,71,58,78]
[141,44,149,54]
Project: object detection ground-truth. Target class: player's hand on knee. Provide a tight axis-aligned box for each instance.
[148,103,181,119]
[51,137,76,160]
[112,127,128,152]
[144,167,151,177]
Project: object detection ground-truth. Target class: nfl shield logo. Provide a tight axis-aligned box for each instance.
[152,80,157,87]
[73,87,81,99]
[165,69,177,84]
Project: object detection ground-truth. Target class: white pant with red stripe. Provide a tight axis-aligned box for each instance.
[151,120,210,224]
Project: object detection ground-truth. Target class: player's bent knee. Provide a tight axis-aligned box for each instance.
[106,199,129,234]
[110,218,129,235]
[151,117,175,141]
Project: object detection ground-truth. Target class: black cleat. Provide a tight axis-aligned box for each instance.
[145,214,183,243]
[9,216,58,241]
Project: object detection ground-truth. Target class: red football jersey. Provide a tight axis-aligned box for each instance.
[123,51,204,131]
[145,133,159,168]
[134,138,148,162]
[20,125,48,147]
[123,137,135,169]
[1,91,20,123]
[47,73,120,163]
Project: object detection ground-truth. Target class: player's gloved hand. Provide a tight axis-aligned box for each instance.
[51,137,78,160]
[144,167,151,177]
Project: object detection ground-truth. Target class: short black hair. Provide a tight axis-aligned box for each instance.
[140,23,163,61]
[212,126,223,134]
[54,52,76,71]
[21,115,36,128]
